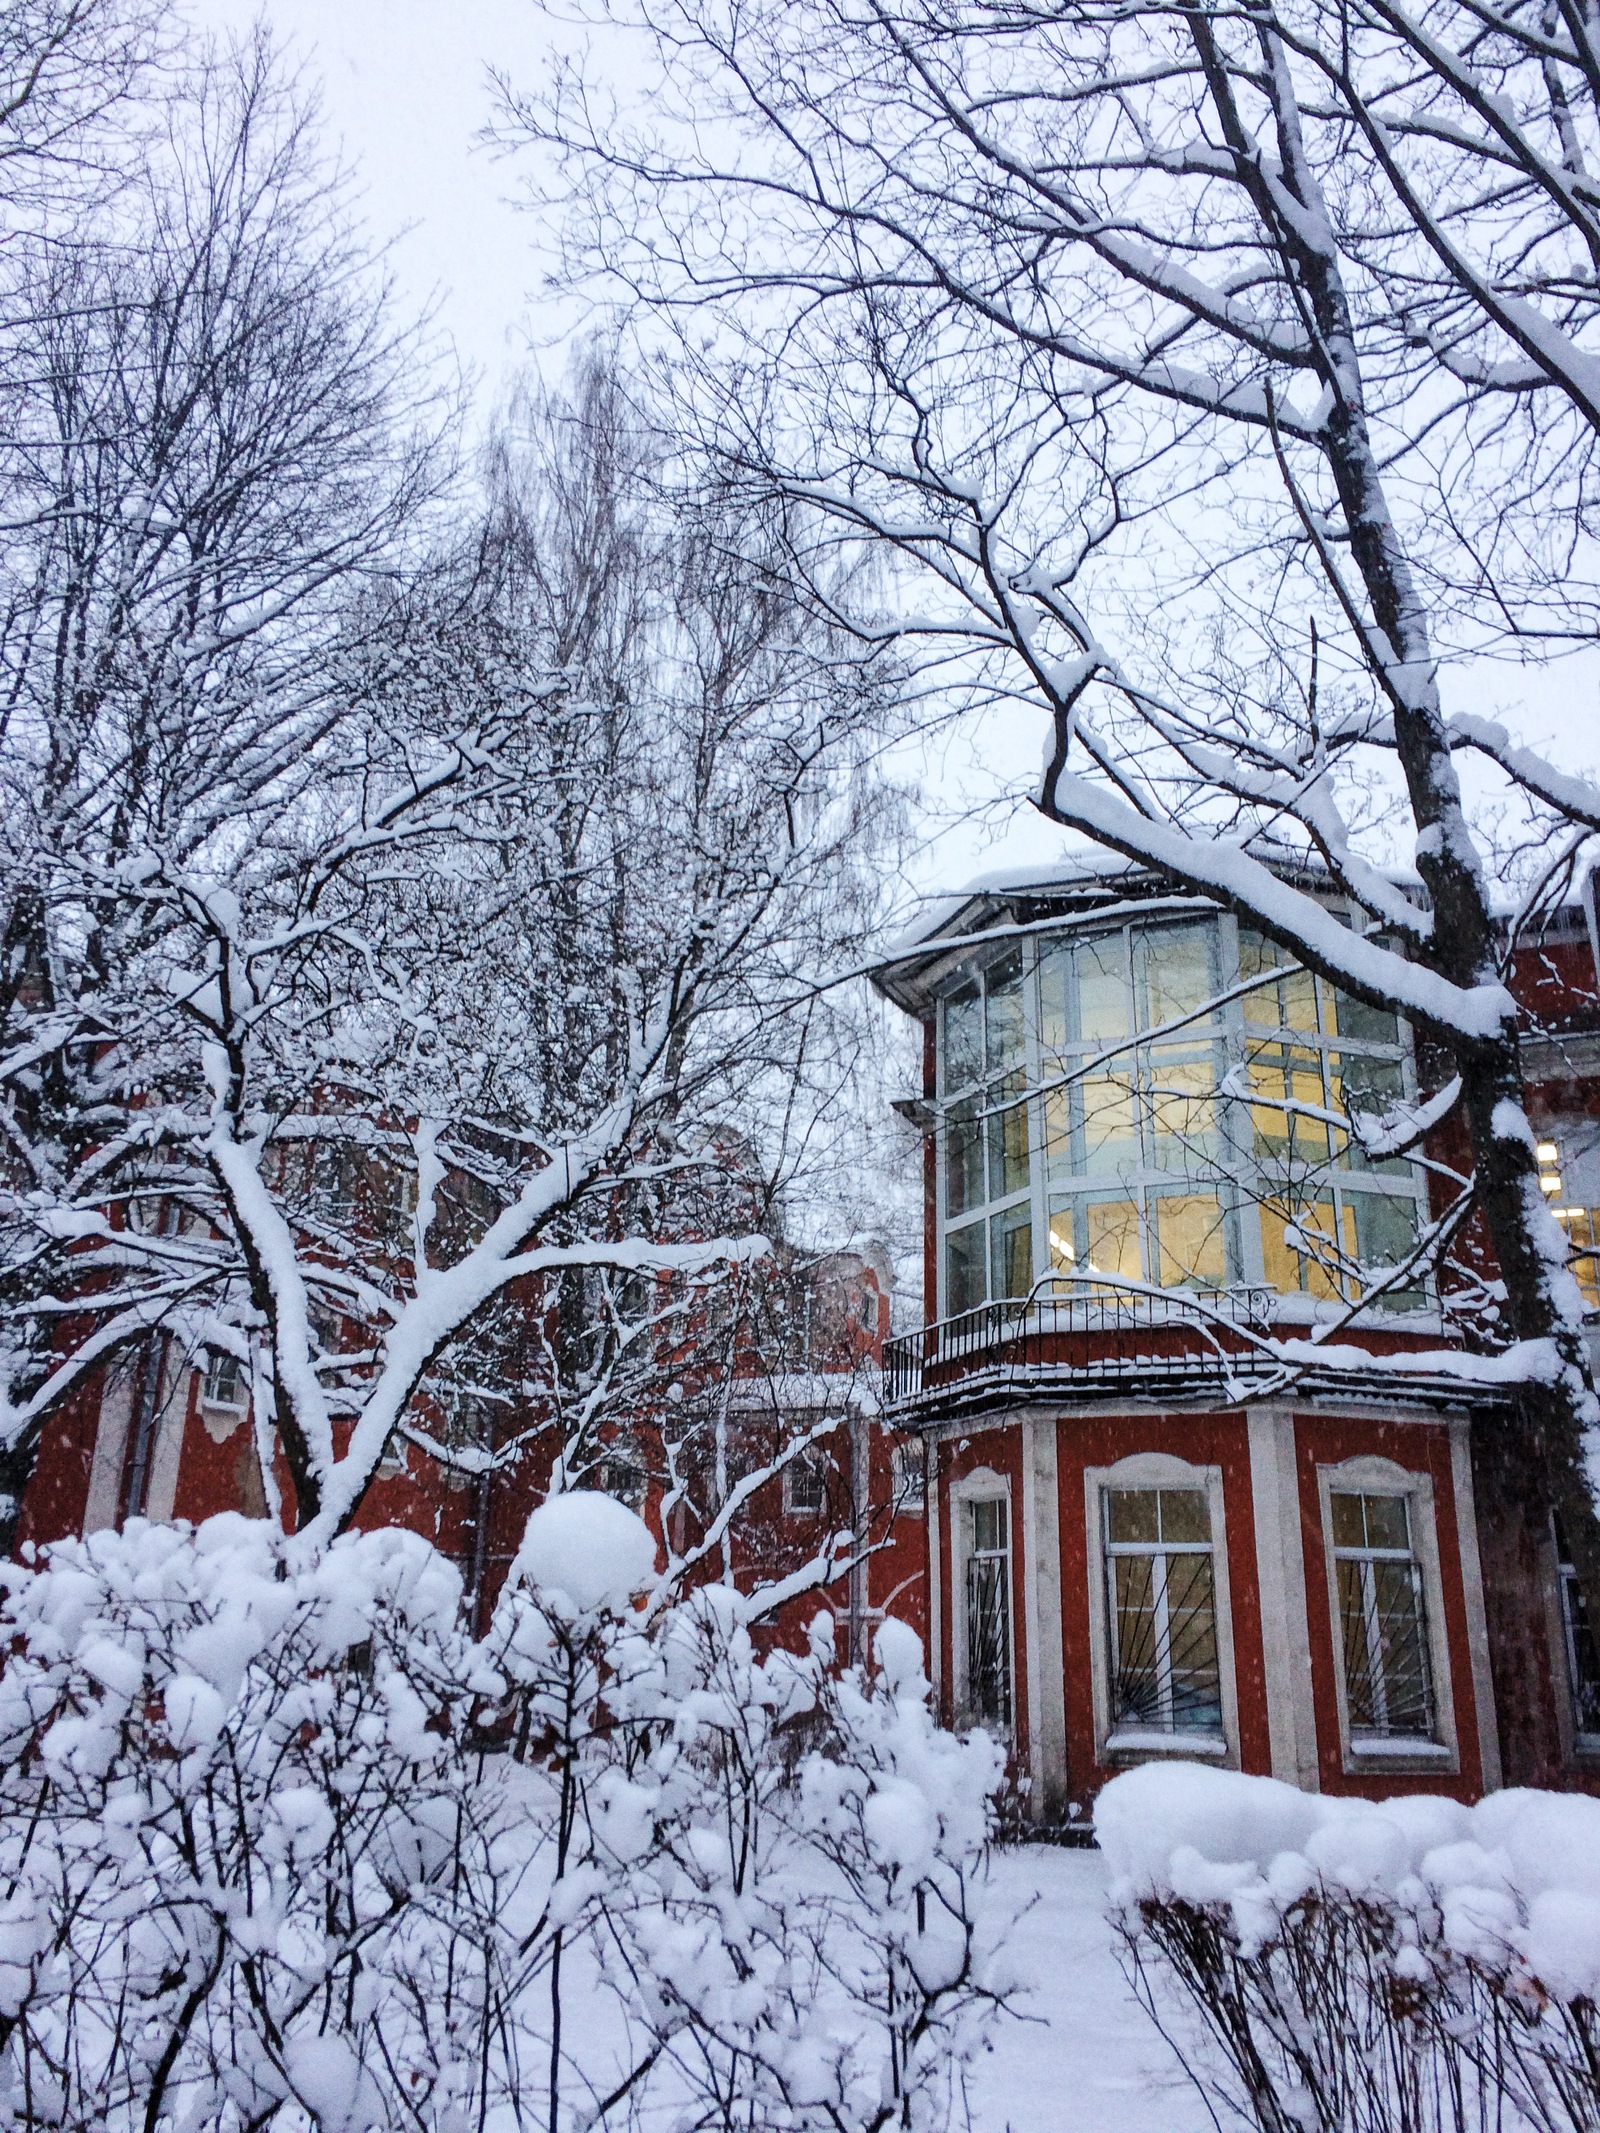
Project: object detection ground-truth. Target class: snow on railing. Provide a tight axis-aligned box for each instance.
[882,1286,1273,1405]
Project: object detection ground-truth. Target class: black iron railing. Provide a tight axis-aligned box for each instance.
[882,1286,1274,1407]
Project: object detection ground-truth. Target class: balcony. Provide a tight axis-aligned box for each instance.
[883,1288,1272,1414]
[881,1286,1498,1420]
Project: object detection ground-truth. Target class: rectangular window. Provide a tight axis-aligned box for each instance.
[892,1437,925,1511]
[945,1099,984,1218]
[1103,1487,1222,1735]
[1555,1518,1600,1744]
[1085,1196,1144,1288]
[990,1205,1033,1299]
[785,1455,829,1515]
[985,951,1026,1081]
[1073,932,1130,1043]
[987,1096,1031,1199]
[1153,1192,1230,1290]
[202,1349,244,1409]
[943,981,983,1093]
[946,1222,986,1315]
[1331,1491,1436,1741]
[1140,923,1218,1030]
[965,1497,1012,1729]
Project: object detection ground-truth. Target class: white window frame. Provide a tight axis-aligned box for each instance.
[783,1451,829,1518]
[1316,1454,1458,1776]
[200,1347,246,1412]
[950,1466,1015,1734]
[1083,1451,1240,1766]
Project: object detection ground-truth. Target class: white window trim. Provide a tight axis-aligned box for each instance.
[1083,1451,1241,1768]
[1316,1454,1459,1777]
[950,1465,1015,1734]
[1545,1513,1600,1761]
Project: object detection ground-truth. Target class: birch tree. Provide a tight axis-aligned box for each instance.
[505,0,1600,1619]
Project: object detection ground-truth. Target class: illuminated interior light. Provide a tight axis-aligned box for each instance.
[1537,1142,1560,1162]
[1541,1176,1563,1195]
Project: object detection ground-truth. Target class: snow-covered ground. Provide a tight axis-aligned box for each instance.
[965,1847,1207,2133]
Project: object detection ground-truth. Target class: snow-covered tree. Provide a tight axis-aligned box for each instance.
[0,9,905,1552]
[503,0,1600,1615]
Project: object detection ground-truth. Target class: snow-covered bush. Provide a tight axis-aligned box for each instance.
[0,1513,509,2130]
[591,1603,1012,2133]
[1098,1763,1600,2133]
[0,1505,1013,2131]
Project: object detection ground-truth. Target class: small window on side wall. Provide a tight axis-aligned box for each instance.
[202,1349,245,1410]
[784,1455,828,1516]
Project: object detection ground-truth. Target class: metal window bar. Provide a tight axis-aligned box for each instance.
[1104,1492,1222,1735]
[965,1499,1012,1730]
[1332,1495,1435,1740]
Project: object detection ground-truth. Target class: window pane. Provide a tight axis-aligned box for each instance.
[966,1498,1011,1732]
[1146,1049,1218,1161]
[1239,929,1282,1025]
[1337,1554,1434,1739]
[1085,1198,1143,1286]
[990,1208,1033,1299]
[1158,1488,1212,1544]
[1109,1549,1221,1734]
[1330,1491,1367,1549]
[945,982,982,1092]
[1353,1193,1423,1306]
[1330,989,1400,1045]
[1557,1519,1600,1738]
[1046,1203,1078,1279]
[1361,1493,1411,1552]
[1143,924,1217,1030]
[988,1098,1030,1199]
[1334,1053,1408,1175]
[946,1099,984,1218]
[970,1497,1007,1553]
[1107,1488,1159,1544]
[1164,1553,1223,1730]
[1075,934,1128,1042]
[1079,1073,1138,1173]
[1038,944,1069,1065]
[1154,1192,1230,1290]
[986,952,1025,1080]
[947,1223,986,1314]
[1260,1198,1353,1299]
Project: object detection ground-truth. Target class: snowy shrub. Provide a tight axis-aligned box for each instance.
[0,1513,514,2130]
[0,1505,1013,2131]
[1098,1763,1600,2133]
[590,1602,1013,2133]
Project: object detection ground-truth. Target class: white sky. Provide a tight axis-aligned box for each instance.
[179,0,1600,914]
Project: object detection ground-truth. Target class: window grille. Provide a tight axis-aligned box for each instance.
[1330,1491,1435,1740]
[1555,1516,1600,1745]
[1103,1486,1223,1735]
[964,1497,1012,1729]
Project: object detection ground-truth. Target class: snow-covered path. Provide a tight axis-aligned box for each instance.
[966,1848,1209,2133]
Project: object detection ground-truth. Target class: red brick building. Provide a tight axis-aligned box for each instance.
[871,860,1600,1827]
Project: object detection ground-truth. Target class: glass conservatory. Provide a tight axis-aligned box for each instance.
[935,910,1429,1321]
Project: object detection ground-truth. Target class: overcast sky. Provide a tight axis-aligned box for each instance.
[178,0,1600,908]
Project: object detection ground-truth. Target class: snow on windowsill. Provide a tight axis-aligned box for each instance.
[1104,1730,1229,1759]
[1347,1735,1453,1758]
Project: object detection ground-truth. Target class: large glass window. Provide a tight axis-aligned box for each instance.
[1103,1486,1223,1736]
[964,1497,1012,1729]
[1330,1491,1436,1741]
[935,911,1429,1315]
